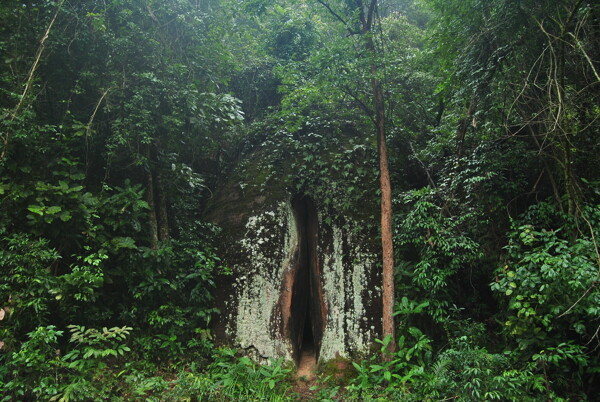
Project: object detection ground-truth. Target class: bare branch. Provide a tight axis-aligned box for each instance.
[316,0,348,27]
[1,0,66,161]
[316,0,360,35]
[568,32,600,83]
[409,141,437,189]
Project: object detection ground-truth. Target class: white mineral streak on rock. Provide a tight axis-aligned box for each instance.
[234,202,297,361]
[319,224,347,361]
[348,247,374,354]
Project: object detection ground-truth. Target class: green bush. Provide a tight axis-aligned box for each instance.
[164,348,293,401]
[1,325,64,400]
[0,234,60,344]
[491,202,599,398]
[1,324,132,401]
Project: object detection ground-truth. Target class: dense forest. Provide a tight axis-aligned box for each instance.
[1,0,599,400]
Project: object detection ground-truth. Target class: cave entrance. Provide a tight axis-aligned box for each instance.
[290,195,323,365]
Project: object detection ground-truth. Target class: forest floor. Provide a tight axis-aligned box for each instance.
[291,348,351,400]
[292,347,318,399]
[296,347,317,379]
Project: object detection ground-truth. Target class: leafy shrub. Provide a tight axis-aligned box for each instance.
[395,187,483,319]
[424,345,547,401]
[347,329,432,400]
[1,324,132,401]
[208,348,292,400]
[0,234,60,345]
[1,325,64,400]
[493,210,599,348]
[491,202,599,398]
[119,237,223,363]
[165,348,293,401]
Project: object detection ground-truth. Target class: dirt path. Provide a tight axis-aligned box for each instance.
[296,348,317,380]
[291,352,351,400]
[292,348,318,399]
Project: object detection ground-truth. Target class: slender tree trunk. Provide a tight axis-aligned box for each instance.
[318,0,396,358]
[456,95,477,158]
[375,77,395,358]
[146,169,159,249]
[1,0,66,161]
[156,172,170,241]
[365,32,395,359]
[145,146,159,249]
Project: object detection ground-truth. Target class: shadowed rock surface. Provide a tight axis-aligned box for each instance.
[206,148,383,365]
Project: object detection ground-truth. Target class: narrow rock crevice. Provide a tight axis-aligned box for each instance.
[290,195,324,366]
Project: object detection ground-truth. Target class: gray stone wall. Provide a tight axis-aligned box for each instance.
[213,197,382,364]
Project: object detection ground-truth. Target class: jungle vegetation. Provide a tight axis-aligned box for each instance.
[1,0,599,400]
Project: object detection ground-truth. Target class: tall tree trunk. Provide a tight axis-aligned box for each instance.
[456,95,477,158]
[156,172,170,241]
[318,0,396,358]
[145,145,159,249]
[365,23,395,359]
[146,168,159,249]
[374,74,396,358]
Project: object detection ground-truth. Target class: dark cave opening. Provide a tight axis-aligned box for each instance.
[302,298,315,352]
[290,194,323,365]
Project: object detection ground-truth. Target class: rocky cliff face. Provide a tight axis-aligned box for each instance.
[209,187,382,365]
[206,122,382,365]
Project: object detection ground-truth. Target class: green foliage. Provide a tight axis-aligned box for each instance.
[424,344,547,401]
[208,348,292,400]
[0,234,107,346]
[234,114,380,226]
[93,180,149,241]
[307,380,341,402]
[64,325,131,368]
[340,319,550,401]
[490,202,599,397]
[1,325,64,400]
[118,236,223,363]
[1,0,599,399]
[494,217,599,348]
[1,0,233,370]
[1,324,132,401]
[395,187,483,319]
[347,329,432,398]
[0,234,60,340]
[163,348,293,401]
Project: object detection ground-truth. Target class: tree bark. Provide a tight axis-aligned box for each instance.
[318,0,396,359]
[145,168,159,249]
[145,145,159,249]
[156,171,170,241]
[456,95,477,158]
[363,5,395,359]
[374,71,396,358]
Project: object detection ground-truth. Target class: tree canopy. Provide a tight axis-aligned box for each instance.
[1,0,598,399]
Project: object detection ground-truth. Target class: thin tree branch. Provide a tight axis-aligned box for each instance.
[316,0,360,35]
[85,87,115,174]
[1,0,66,161]
[86,88,114,135]
[409,141,436,189]
[340,84,375,124]
[316,0,348,27]
[13,0,66,119]
[567,32,600,83]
